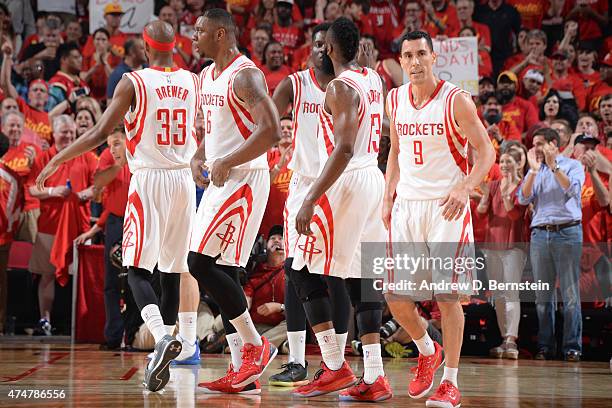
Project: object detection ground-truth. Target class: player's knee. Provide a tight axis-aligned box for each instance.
[355,305,383,337]
[127,266,151,287]
[187,251,214,282]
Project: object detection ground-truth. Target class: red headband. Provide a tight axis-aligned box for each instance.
[143,30,175,52]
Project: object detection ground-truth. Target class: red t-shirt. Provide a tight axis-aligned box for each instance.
[259,149,292,237]
[49,71,90,106]
[507,0,551,29]
[17,97,52,146]
[479,50,493,78]
[427,2,460,35]
[551,72,587,111]
[291,44,311,72]
[82,32,130,68]
[577,71,600,90]
[369,1,400,59]
[450,21,492,50]
[272,24,304,51]
[27,146,97,235]
[484,181,528,248]
[261,64,291,96]
[0,163,23,245]
[586,81,612,113]
[243,262,285,326]
[173,35,193,69]
[501,96,539,134]
[81,55,110,102]
[1,142,42,211]
[97,148,130,218]
[581,172,609,244]
[563,0,608,41]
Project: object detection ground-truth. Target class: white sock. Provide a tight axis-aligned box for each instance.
[413,331,435,356]
[141,304,166,344]
[179,312,198,345]
[226,333,243,371]
[287,331,306,366]
[442,366,458,387]
[315,328,344,370]
[165,325,175,336]
[229,310,262,346]
[336,332,348,355]
[363,343,385,384]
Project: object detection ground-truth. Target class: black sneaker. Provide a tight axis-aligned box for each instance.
[143,335,182,392]
[268,361,309,387]
[33,319,52,336]
[565,350,581,362]
[535,349,552,360]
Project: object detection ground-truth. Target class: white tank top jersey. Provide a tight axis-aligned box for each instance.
[123,67,200,172]
[287,68,326,178]
[387,80,470,200]
[199,54,268,170]
[317,67,384,174]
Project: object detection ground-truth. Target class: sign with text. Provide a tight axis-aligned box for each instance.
[433,37,478,95]
[89,0,154,34]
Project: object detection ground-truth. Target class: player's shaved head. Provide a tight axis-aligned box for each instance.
[202,8,236,36]
[144,20,175,44]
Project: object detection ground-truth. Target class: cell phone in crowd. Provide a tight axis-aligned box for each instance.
[74,87,89,97]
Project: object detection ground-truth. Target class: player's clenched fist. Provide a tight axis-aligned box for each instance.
[209,158,231,187]
[190,155,209,188]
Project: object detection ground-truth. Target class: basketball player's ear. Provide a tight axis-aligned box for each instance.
[431,51,437,64]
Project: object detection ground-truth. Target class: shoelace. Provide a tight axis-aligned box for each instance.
[411,354,433,382]
[434,381,453,397]
[240,344,259,368]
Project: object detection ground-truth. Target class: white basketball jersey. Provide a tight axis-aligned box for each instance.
[123,67,200,172]
[199,55,267,170]
[387,80,469,200]
[287,68,325,178]
[317,67,383,174]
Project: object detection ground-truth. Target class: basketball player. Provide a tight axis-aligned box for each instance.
[383,31,495,408]
[188,9,280,394]
[269,22,352,387]
[36,21,201,392]
[289,17,393,402]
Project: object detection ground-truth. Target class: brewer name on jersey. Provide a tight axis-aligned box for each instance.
[155,85,190,101]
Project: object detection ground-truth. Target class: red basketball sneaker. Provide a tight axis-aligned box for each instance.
[231,336,277,388]
[426,380,461,407]
[339,375,393,402]
[199,364,261,394]
[408,341,444,399]
[293,361,357,397]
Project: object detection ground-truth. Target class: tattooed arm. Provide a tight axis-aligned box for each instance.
[209,67,281,186]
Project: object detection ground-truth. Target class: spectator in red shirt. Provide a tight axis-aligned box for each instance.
[507,0,552,29]
[597,94,612,137]
[158,5,193,70]
[1,40,52,146]
[82,3,130,68]
[65,21,84,47]
[391,1,439,53]
[482,93,522,156]
[520,68,545,109]
[346,0,374,36]
[75,129,130,349]
[323,1,343,22]
[359,35,403,91]
[576,45,599,89]
[477,148,528,360]
[19,16,61,81]
[459,26,493,78]
[261,40,291,95]
[80,29,113,104]
[564,0,609,43]
[27,114,97,336]
[261,115,292,236]
[454,0,492,52]
[48,42,89,111]
[368,0,400,58]
[509,29,551,81]
[248,23,271,68]
[244,224,287,347]
[549,49,587,111]
[424,0,461,36]
[497,71,539,135]
[586,53,612,112]
[273,0,304,62]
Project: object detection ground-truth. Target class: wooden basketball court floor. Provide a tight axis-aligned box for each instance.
[0,342,610,407]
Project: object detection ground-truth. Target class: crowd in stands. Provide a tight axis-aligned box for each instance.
[0,0,610,362]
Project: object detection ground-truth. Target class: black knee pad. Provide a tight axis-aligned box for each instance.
[289,267,329,302]
[159,273,180,325]
[303,296,333,327]
[127,267,157,310]
[346,278,384,307]
[355,307,383,337]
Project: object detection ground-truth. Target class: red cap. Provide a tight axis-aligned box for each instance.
[601,53,612,67]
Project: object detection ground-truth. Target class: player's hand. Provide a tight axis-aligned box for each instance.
[36,161,59,191]
[210,158,231,187]
[296,201,315,236]
[526,147,541,172]
[257,302,282,316]
[190,156,209,188]
[382,198,393,230]
[439,183,469,221]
